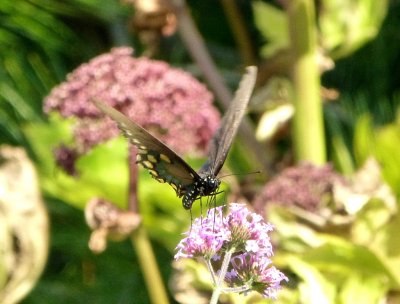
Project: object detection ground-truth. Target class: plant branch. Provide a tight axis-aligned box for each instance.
[128,145,139,213]
[172,0,272,173]
[287,0,326,164]
[209,247,235,304]
[131,226,170,304]
[220,0,256,66]
[128,145,169,303]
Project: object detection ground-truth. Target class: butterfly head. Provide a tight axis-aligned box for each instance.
[182,175,221,210]
[203,175,221,193]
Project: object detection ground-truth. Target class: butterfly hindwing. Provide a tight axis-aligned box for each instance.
[199,66,257,176]
[92,99,200,196]
[93,66,257,209]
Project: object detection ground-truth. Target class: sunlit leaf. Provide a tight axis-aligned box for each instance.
[286,256,336,304]
[252,1,289,58]
[339,274,387,304]
[320,0,388,58]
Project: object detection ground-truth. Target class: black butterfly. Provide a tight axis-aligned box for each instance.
[93,66,257,209]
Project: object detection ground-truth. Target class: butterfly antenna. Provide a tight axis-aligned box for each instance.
[218,170,261,179]
[212,193,218,232]
[200,197,204,226]
[221,195,227,221]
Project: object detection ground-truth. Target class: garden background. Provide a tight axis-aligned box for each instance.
[1,0,400,303]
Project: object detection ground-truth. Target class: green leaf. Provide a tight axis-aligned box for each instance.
[353,114,400,196]
[353,114,375,165]
[374,122,400,195]
[339,274,388,304]
[320,0,388,58]
[303,238,398,287]
[286,256,336,304]
[252,1,289,58]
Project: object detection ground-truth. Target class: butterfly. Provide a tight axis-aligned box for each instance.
[93,66,257,209]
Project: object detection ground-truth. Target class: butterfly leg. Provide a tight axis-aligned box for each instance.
[189,208,193,233]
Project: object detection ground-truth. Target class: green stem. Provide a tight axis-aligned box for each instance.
[131,226,169,304]
[209,247,235,304]
[221,285,251,294]
[205,258,217,285]
[210,287,222,304]
[128,146,169,303]
[287,0,326,164]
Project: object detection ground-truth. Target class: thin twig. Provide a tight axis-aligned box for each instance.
[128,145,139,212]
[173,0,272,174]
[220,0,257,66]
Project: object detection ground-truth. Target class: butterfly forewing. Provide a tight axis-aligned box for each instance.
[93,66,257,209]
[199,66,257,176]
[92,99,199,196]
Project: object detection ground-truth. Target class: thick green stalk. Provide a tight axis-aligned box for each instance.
[209,247,235,304]
[128,147,169,304]
[287,0,326,164]
[131,226,169,304]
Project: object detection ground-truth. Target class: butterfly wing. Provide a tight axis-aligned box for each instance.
[93,99,200,197]
[199,66,257,176]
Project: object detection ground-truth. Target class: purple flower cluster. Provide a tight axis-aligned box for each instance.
[227,254,288,299]
[226,203,274,255]
[254,162,342,214]
[175,203,288,299]
[175,206,228,260]
[44,47,220,164]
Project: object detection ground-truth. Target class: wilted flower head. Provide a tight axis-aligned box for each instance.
[85,198,141,253]
[45,47,220,172]
[254,162,342,214]
[175,203,287,300]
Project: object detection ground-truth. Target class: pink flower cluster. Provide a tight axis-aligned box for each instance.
[175,203,288,299]
[227,253,288,299]
[45,47,220,158]
[254,162,342,214]
[175,206,228,260]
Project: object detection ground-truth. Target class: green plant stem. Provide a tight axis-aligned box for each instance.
[131,226,169,304]
[128,146,169,304]
[209,247,235,304]
[205,258,217,285]
[287,0,326,164]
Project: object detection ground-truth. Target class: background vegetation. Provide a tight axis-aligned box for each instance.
[1,0,400,303]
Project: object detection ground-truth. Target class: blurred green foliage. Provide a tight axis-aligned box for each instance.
[353,114,400,196]
[0,0,400,303]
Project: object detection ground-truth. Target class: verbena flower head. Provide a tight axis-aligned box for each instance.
[226,203,274,256]
[175,206,229,260]
[175,203,287,299]
[44,47,220,172]
[226,253,288,299]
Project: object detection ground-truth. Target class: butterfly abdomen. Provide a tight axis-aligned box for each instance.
[182,175,220,209]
